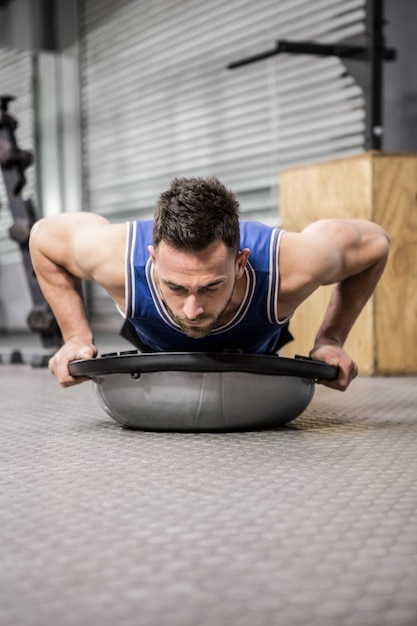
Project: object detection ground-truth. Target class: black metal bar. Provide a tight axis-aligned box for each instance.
[367,0,384,149]
[228,41,367,69]
[227,0,396,150]
[227,38,395,70]
[277,40,365,58]
[227,45,281,69]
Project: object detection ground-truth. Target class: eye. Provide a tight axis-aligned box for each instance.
[200,286,219,295]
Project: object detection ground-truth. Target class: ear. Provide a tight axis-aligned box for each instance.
[148,245,156,264]
[235,248,250,278]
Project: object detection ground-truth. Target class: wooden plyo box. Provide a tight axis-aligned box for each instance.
[279,151,417,375]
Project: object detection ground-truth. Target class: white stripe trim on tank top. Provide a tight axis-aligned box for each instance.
[124,221,137,319]
[267,228,290,325]
[211,261,256,334]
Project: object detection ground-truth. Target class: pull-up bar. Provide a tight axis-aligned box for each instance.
[227,0,396,150]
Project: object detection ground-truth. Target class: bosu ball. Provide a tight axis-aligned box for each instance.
[69,351,338,432]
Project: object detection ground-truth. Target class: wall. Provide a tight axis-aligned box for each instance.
[0,0,415,335]
[384,0,417,152]
[0,0,81,333]
[0,0,55,51]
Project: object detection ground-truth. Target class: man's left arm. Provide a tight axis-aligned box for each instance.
[303,219,390,390]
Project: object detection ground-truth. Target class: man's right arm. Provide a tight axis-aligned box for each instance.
[29,212,111,386]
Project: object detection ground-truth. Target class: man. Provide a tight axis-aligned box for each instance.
[29,176,389,391]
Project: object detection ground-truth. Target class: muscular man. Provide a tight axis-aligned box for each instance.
[29,176,389,391]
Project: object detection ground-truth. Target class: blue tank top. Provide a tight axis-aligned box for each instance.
[122,220,290,354]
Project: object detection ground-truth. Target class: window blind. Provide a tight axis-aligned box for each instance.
[80,0,366,328]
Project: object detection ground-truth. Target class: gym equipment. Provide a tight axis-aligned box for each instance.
[227,0,397,150]
[0,95,61,364]
[69,351,338,432]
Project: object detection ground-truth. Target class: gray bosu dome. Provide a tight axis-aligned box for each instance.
[69,352,338,432]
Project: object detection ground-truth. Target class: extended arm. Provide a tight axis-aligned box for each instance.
[280,219,390,390]
[29,213,124,386]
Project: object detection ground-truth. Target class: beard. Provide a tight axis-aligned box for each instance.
[162,286,236,340]
[173,313,218,339]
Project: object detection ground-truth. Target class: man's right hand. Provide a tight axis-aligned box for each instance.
[48,338,98,387]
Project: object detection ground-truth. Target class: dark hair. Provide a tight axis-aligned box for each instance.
[153,176,240,253]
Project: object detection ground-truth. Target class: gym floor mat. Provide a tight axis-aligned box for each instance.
[0,364,416,626]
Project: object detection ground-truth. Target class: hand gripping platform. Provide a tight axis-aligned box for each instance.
[69,352,338,432]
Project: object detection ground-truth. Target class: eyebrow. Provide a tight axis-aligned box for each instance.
[162,278,226,291]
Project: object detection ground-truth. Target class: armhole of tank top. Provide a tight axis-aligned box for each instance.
[124,221,136,319]
[267,228,289,325]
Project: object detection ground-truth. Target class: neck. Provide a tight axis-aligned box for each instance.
[215,270,247,327]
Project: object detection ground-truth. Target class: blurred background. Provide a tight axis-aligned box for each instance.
[0,0,416,341]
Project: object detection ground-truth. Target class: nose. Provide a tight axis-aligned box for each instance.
[183,294,204,320]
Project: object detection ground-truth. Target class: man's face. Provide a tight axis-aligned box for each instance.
[149,240,249,338]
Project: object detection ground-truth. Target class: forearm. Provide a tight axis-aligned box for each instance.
[313,253,388,349]
[29,227,93,343]
[38,268,93,343]
[299,219,389,390]
[30,251,97,387]
[309,263,385,391]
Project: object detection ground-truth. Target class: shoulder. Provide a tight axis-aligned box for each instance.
[31,212,127,281]
[31,212,120,255]
[278,218,389,303]
[240,220,277,237]
[127,219,154,247]
[239,220,282,253]
[73,220,127,282]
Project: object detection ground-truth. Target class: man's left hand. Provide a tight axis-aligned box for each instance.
[309,344,358,391]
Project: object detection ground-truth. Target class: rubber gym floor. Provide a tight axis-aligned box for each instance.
[0,333,416,626]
